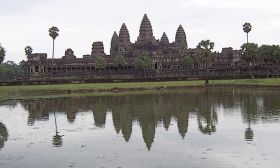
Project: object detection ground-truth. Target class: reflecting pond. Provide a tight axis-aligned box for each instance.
[1,88,280,168]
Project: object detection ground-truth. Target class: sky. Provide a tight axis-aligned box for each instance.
[1,0,280,63]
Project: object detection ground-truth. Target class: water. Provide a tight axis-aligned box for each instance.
[1,88,280,168]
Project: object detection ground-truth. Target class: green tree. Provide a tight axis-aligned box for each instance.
[197,40,215,84]
[113,55,126,67]
[258,45,273,61]
[95,56,106,70]
[0,61,21,80]
[271,45,280,61]
[24,46,33,57]
[49,26,59,79]
[241,43,258,79]
[182,55,194,70]
[258,45,273,77]
[19,60,26,66]
[134,53,153,72]
[0,44,5,64]
[19,60,27,74]
[241,43,259,62]
[243,22,252,43]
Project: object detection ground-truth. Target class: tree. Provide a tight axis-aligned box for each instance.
[241,43,259,61]
[243,22,252,44]
[24,46,33,57]
[19,60,26,67]
[241,43,258,79]
[95,56,106,70]
[182,55,194,70]
[49,26,59,79]
[271,45,280,61]
[258,45,280,61]
[258,45,273,61]
[0,61,21,80]
[134,53,153,72]
[113,55,126,67]
[197,40,215,84]
[0,44,5,64]
[258,45,273,77]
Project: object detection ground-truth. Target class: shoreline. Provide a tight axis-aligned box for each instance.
[1,78,280,101]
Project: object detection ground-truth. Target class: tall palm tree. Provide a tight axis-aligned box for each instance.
[49,26,59,80]
[0,44,5,64]
[24,46,33,57]
[243,22,252,44]
[243,23,253,79]
[197,40,215,84]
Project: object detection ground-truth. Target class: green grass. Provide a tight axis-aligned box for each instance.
[0,78,280,101]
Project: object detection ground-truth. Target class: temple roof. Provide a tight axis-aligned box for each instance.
[160,32,169,44]
[119,23,130,44]
[111,31,119,45]
[137,14,156,43]
[110,31,119,56]
[175,25,188,48]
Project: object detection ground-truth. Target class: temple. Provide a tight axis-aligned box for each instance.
[24,14,277,81]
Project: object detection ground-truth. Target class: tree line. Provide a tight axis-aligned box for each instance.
[0,44,26,81]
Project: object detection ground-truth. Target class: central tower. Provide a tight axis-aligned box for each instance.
[136,14,156,44]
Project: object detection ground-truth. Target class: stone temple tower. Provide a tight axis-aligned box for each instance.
[160,32,170,45]
[175,25,188,50]
[136,14,156,44]
[110,31,119,56]
[118,23,131,56]
[91,42,105,57]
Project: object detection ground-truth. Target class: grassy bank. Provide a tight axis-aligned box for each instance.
[0,78,280,101]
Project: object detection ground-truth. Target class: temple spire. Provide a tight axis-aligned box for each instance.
[137,14,156,43]
[160,32,169,45]
[119,23,130,44]
[175,25,188,49]
[110,31,119,56]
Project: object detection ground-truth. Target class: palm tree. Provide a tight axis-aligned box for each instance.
[243,23,254,79]
[0,44,5,64]
[197,40,215,84]
[49,26,59,80]
[243,22,252,44]
[24,46,33,57]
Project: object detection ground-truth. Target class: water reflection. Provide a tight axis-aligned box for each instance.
[53,112,63,147]
[197,89,217,135]
[12,88,280,149]
[0,122,8,150]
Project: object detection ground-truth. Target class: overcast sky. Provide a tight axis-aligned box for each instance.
[1,0,280,63]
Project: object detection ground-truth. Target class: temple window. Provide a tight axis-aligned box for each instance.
[35,66,39,72]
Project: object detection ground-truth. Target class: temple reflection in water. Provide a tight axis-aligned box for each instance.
[17,88,280,150]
